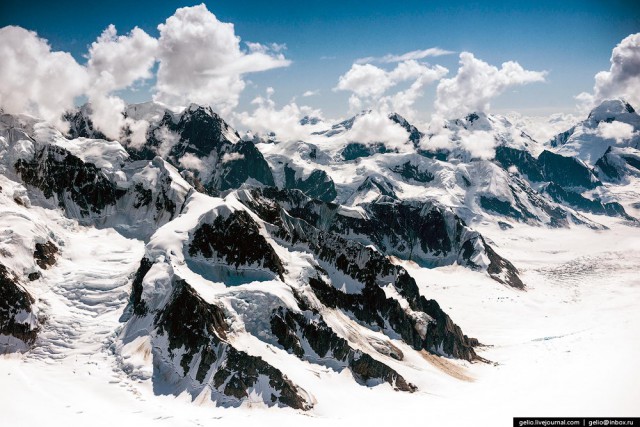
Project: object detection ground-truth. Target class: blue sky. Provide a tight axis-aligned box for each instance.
[1,0,639,119]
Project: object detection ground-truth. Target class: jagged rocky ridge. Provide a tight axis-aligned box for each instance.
[1,113,491,409]
[549,99,640,166]
[0,99,636,410]
[239,187,524,288]
[122,258,312,409]
[68,103,275,195]
[260,110,633,227]
[117,186,483,408]
[595,146,640,182]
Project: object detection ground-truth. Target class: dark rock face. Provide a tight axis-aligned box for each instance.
[341,201,459,260]
[478,237,525,289]
[549,127,574,148]
[341,142,388,161]
[33,241,58,269]
[494,146,544,181]
[129,257,153,316]
[623,154,640,170]
[479,196,531,222]
[235,189,485,362]
[188,210,285,280]
[0,264,38,347]
[390,161,434,183]
[270,306,416,391]
[211,140,275,192]
[595,149,623,181]
[538,150,600,190]
[354,176,397,199]
[510,176,595,228]
[211,345,309,409]
[128,266,311,410]
[284,164,337,202]
[15,146,120,216]
[153,279,229,376]
[419,297,483,359]
[132,183,153,209]
[64,109,107,140]
[171,106,237,158]
[388,113,424,147]
[308,276,480,362]
[595,147,640,181]
[14,146,181,234]
[350,353,414,390]
[127,105,275,193]
[242,187,524,289]
[544,182,634,220]
[418,148,450,161]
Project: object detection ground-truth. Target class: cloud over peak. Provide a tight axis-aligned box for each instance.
[335,59,448,119]
[0,4,290,139]
[0,26,88,129]
[434,52,547,119]
[577,33,640,109]
[153,4,290,114]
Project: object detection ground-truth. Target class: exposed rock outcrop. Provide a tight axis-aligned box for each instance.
[0,264,39,350]
[124,260,312,410]
[284,164,337,202]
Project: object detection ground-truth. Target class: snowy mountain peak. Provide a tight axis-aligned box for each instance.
[549,99,640,166]
[587,99,637,123]
[426,111,539,158]
[445,111,512,132]
[312,110,372,137]
[179,103,227,126]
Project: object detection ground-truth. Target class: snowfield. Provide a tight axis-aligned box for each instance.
[1,99,640,426]
[1,199,638,426]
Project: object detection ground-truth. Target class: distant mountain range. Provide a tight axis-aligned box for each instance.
[1,98,638,409]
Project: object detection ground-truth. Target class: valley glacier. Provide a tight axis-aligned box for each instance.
[0,98,639,427]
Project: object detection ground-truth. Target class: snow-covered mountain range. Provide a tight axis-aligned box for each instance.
[1,98,639,422]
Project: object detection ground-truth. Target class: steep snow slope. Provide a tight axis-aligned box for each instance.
[258,125,611,228]
[0,111,496,410]
[0,101,639,426]
[1,211,638,427]
[550,99,640,165]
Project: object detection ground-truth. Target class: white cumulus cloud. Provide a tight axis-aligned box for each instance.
[0,4,292,141]
[458,129,497,160]
[425,117,498,159]
[154,4,290,115]
[434,52,546,119]
[179,152,206,172]
[577,33,640,109]
[336,63,394,98]
[221,152,245,163]
[336,60,448,118]
[343,111,410,152]
[596,121,635,143]
[235,88,325,142]
[87,24,158,93]
[85,24,158,142]
[0,26,88,129]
